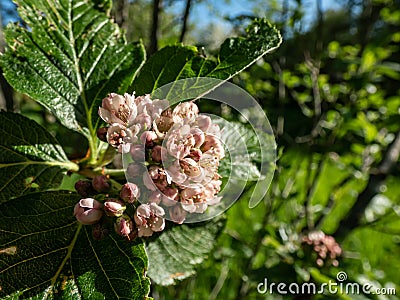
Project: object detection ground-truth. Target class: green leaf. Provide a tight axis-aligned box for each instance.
[146,217,226,285]
[0,0,145,136]
[0,191,150,299]
[130,19,282,97]
[0,111,78,203]
[217,120,275,181]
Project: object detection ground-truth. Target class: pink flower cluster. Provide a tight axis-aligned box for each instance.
[301,231,342,267]
[99,93,225,225]
[73,93,224,239]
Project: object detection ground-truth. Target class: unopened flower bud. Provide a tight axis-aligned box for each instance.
[114,215,133,237]
[161,187,179,206]
[104,199,126,217]
[127,163,146,179]
[120,183,140,203]
[151,145,168,163]
[130,144,146,162]
[92,175,111,193]
[140,130,158,147]
[143,171,157,191]
[135,113,152,130]
[74,198,103,225]
[196,115,212,132]
[74,179,96,197]
[148,191,162,204]
[96,127,108,142]
[169,205,186,224]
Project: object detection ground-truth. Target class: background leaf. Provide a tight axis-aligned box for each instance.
[146,217,226,286]
[0,0,145,135]
[0,191,150,299]
[130,19,281,98]
[0,111,78,203]
[217,120,275,181]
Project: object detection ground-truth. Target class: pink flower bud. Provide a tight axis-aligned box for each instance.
[161,187,179,206]
[92,175,111,193]
[151,145,168,163]
[148,191,162,204]
[134,203,165,237]
[196,115,212,131]
[140,130,158,147]
[127,163,146,179]
[130,144,145,162]
[114,215,133,237]
[104,199,126,217]
[96,127,108,142]
[135,113,152,130]
[120,183,140,203]
[74,179,96,197]
[74,198,103,225]
[169,205,186,224]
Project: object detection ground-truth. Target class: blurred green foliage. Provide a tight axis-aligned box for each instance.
[149,0,400,299]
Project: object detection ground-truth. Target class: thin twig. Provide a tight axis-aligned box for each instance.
[208,261,229,300]
[304,155,324,231]
[179,0,192,43]
[149,0,162,55]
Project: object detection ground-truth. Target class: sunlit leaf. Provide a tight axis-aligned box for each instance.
[0,191,150,299]
[0,111,78,203]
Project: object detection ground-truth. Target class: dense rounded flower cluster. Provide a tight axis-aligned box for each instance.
[74,92,225,239]
[99,93,224,224]
[301,231,342,267]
